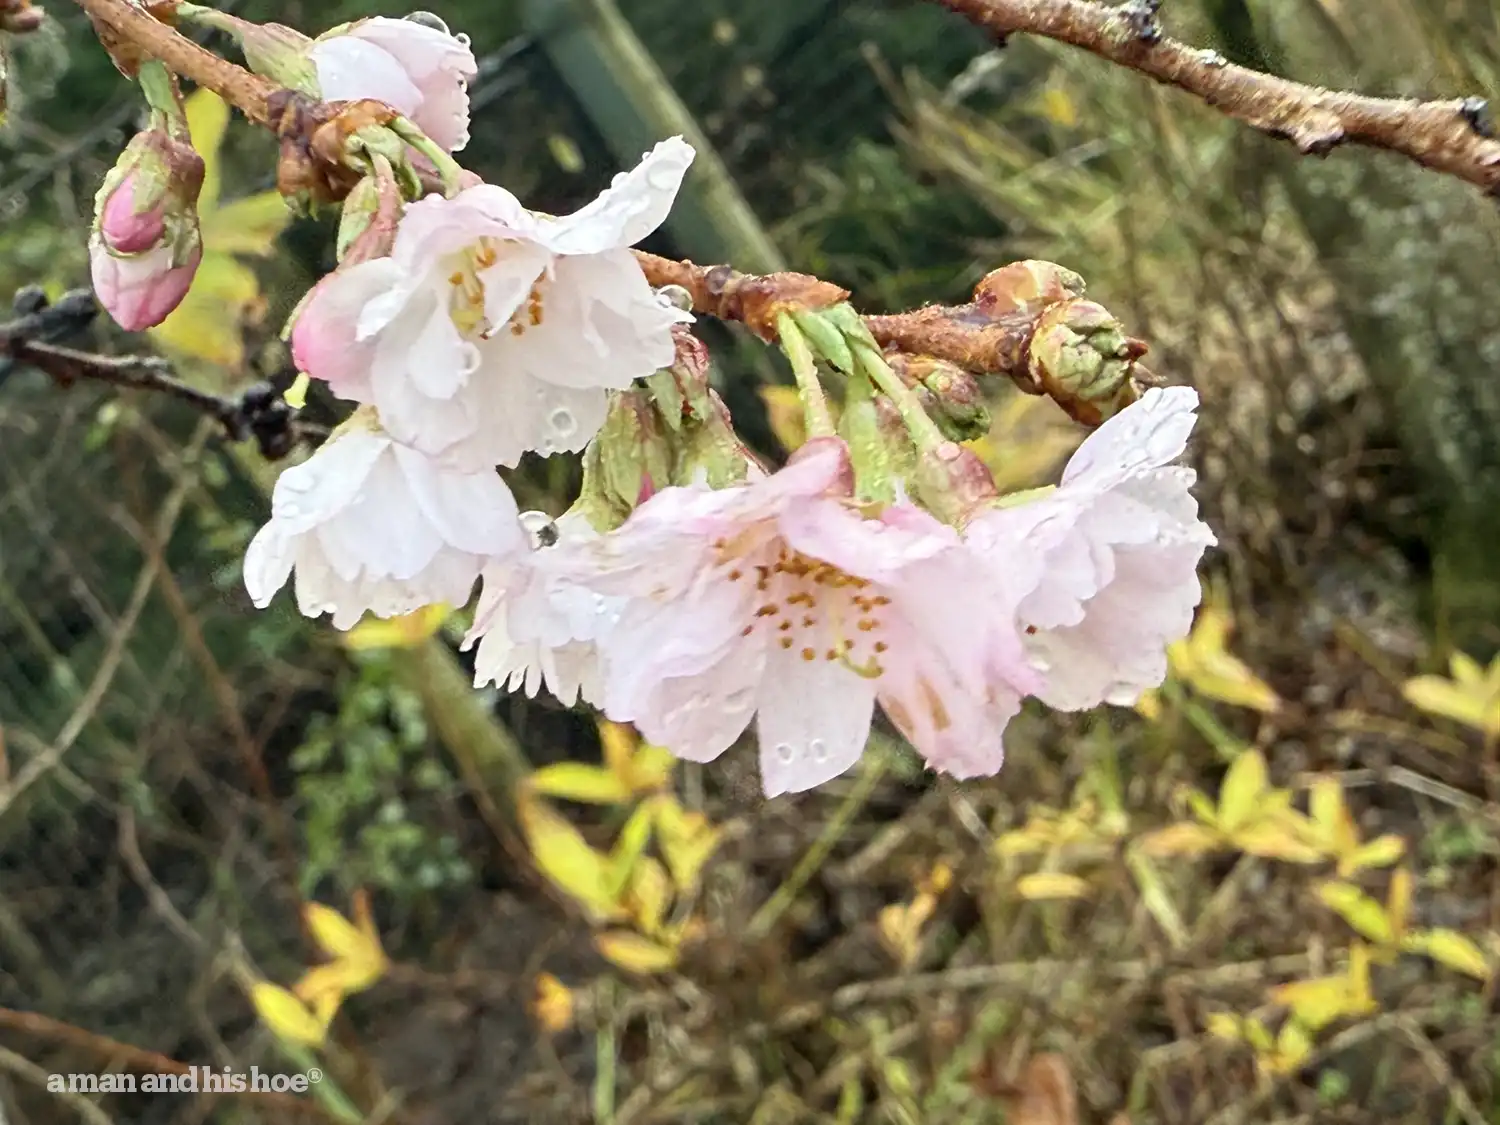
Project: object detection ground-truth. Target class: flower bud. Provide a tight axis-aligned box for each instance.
[173,7,319,94]
[1028,299,1146,425]
[89,126,205,331]
[974,260,1086,318]
[915,441,1001,526]
[596,389,675,513]
[886,352,990,442]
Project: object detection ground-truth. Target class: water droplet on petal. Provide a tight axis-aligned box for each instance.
[520,510,559,548]
[809,738,828,762]
[548,406,578,439]
[775,742,796,763]
[723,686,755,714]
[1031,655,1052,673]
[280,502,302,520]
[458,343,482,375]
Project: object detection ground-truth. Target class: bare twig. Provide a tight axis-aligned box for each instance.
[0,423,206,821]
[0,1045,116,1125]
[68,0,274,125]
[2,288,327,457]
[932,0,1500,196]
[0,1008,336,1120]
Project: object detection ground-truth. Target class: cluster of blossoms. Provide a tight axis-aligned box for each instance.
[86,11,1215,797]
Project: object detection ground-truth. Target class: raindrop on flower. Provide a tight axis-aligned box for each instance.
[404,10,452,32]
[810,738,828,762]
[520,510,560,548]
[548,406,578,439]
[775,742,796,763]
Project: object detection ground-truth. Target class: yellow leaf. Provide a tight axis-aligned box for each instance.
[1233,817,1326,864]
[149,254,264,366]
[531,973,576,1033]
[1407,928,1493,980]
[1318,881,1394,945]
[528,762,633,805]
[344,604,451,651]
[1015,873,1091,900]
[598,720,638,781]
[625,744,677,793]
[305,902,376,965]
[183,89,230,211]
[1344,835,1406,876]
[652,795,723,893]
[1138,822,1222,858]
[919,861,954,897]
[518,793,626,921]
[1271,1021,1314,1072]
[626,857,672,935]
[606,800,656,898]
[877,901,926,968]
[1206,1012,1246,1042]
[292,959,377,1009]
[1270,969,1375,1031]
[595,930,678,974]
[249,981,330,1047]
[1135,689,1163,722]
[1402,668,1500,736]
[1038,85,1079,128]
[1217,750,1268,833]
[200,191,292,257]
[761,384,807,452]
[1308,779,1355,857]
[1450,650,1485,687]
[1386,867,1412,938]
[1175,603,1281,713]
[283,372,311,410]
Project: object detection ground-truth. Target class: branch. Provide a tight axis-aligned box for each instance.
[635,253,1149,423]
[0,287,326,458]
[69,0,275,126]
[933,0,1500,196]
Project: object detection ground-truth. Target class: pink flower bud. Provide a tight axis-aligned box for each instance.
[99,170,166,254]
[90,127,205,331]
[89,236,202,332]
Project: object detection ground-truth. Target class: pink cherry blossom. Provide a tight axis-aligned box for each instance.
[309,16,478,153]
[243,414,527,630]
[963,386,1216,711]
[464,512,625,707]
[291,138,696,471]
[564,438,1042,796]
[89,237,201,332]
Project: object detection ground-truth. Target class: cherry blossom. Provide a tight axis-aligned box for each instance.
[963,386,1215,711]
[291,138,696,471]
[465,511,625,708]
[309,16,478,153]
[243,413,527,629]
[563,438,1043,796]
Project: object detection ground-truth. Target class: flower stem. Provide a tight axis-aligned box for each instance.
[390,117,466,198]
[775,310,836,439]
[852,337,947,453]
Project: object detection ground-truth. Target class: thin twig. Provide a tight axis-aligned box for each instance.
[0,423,207,820]
[932,0,1500,197]
[0,1045,116,1125]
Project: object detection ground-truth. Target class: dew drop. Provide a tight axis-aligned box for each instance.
[809,738,829,762]
[775,742,796,763]
[404,10,452,32]
[458,342,482,375]
[1030,655,1052,673]
[655,284,694,312]
[520,510,559,548]
[548,406,578,439]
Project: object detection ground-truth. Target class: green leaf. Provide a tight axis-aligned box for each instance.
[1217,750,1268,833]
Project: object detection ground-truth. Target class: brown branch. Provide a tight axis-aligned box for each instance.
[636,253,1148,424]
[933,0,1500,197]
[68,0,275,126]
